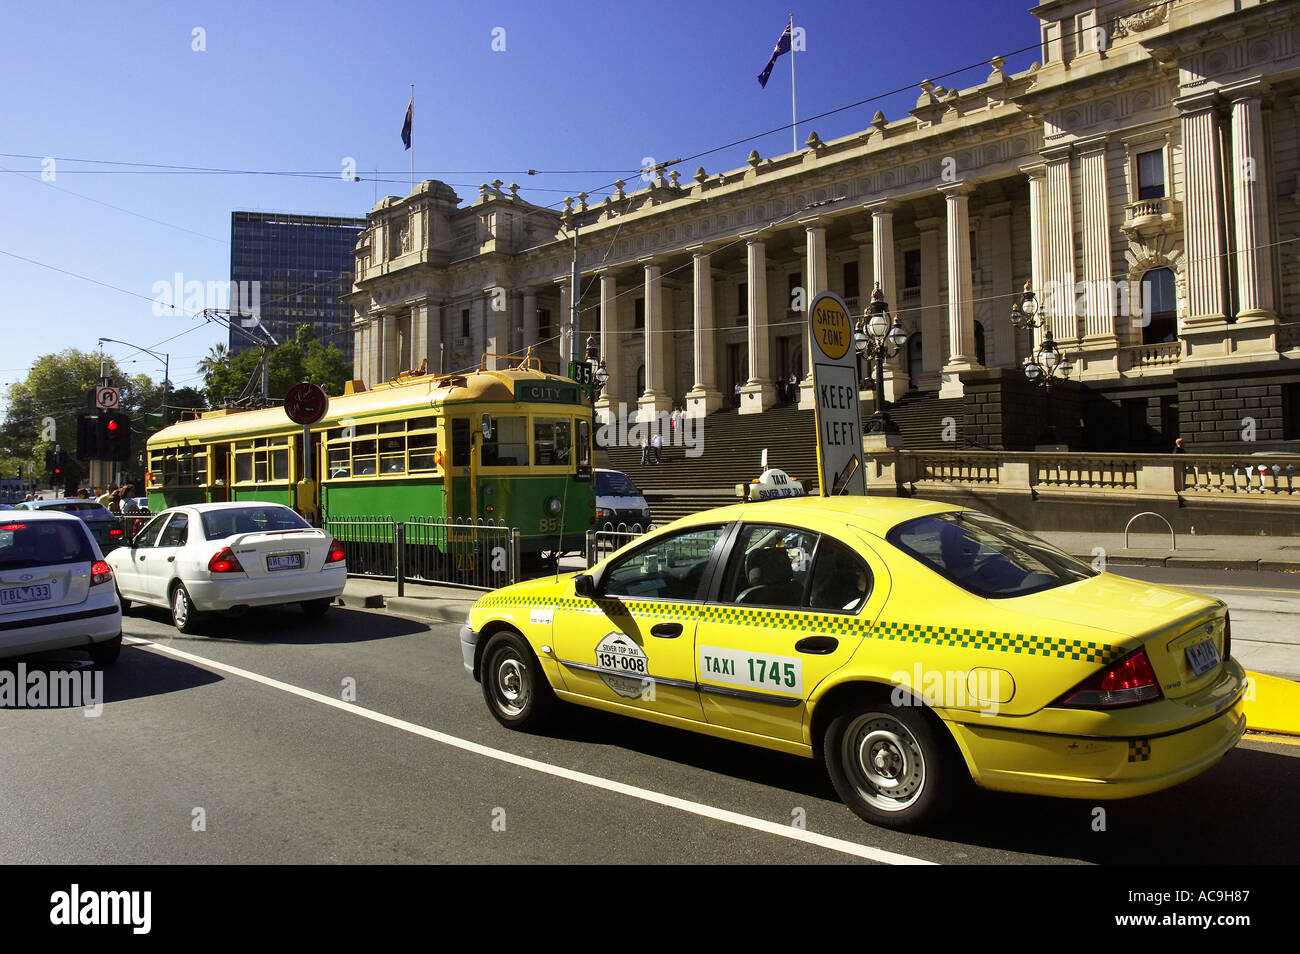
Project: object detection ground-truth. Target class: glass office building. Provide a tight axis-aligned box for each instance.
[229,211,366,364]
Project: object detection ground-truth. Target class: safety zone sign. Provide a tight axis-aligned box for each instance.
[95,386,120,410]
[808,291,866,496]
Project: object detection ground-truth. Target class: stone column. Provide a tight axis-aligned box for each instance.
[380,311,398,383]
[522,289,538,354]
[352,324,364,382]
[1227,80,1277,322]
[797,221,827,410]
[469,295,486,368]
[684,247,723,417]
[556,279,573,365]
[917,217,944,392]
[595,271,622,425]
[1177,91,1228,324]
[1021,164,1048,352]
[1043,146,1077,343]
[1077,137,1116,342]
[638,259,672,419]
[868,201,904,399]
[939,183,980,397]
[740,235,775,414]
[485,284,510,368]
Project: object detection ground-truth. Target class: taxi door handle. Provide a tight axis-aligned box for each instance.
[795,636,838,655]
[167,556,175,562]
[650,623,683,638]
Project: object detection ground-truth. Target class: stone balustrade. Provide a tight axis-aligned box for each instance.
[866,449,1299,499]
[1119,340,1182,369]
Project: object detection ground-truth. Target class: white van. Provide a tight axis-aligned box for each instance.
[593,468,651,531]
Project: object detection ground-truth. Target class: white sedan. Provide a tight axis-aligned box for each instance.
[105,502,347,632]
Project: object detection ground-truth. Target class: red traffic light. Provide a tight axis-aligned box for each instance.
[106,420,119,431]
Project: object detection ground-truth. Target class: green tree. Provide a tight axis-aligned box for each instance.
[0,349,160,491]
[204,325,350,406]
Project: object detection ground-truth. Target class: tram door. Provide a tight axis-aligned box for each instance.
[447,417,474,522]
[210,444,231,503]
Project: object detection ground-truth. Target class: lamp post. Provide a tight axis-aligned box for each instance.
[98,338,170,424]
[1009,281,1074,448]
[855,283,908,436]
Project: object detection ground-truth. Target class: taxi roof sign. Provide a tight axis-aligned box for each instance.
[736,467,806,502]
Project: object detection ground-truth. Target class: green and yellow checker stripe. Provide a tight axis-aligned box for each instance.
[474,594,1124,665]
[1128,739,1152,762]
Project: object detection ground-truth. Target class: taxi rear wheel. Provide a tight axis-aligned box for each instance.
[824,702,960,830]
[481,630,555,731]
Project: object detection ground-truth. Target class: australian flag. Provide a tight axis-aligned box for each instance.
[401,97,413,150]
[757,23,792,88]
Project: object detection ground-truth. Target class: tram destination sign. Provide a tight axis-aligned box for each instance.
[516,381,579,404]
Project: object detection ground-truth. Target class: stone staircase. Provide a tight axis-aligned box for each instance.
[593,392,965,524]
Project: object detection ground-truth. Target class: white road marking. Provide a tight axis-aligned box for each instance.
[123,636,934,865]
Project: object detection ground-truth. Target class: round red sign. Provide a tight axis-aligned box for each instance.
[284,382,329,425]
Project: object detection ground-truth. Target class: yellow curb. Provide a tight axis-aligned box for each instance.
[1244,671,1300,736]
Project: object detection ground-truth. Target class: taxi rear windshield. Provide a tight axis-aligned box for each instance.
[887,512,1096,599]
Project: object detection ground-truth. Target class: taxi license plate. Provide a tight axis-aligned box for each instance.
[1,583,52,605]
[266,553,304,571]
[1185,637,1221,678]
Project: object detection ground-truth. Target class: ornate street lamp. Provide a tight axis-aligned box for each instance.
[855,283,908,435]
[1022,332,1075,447]
[1009,280,1043,332]
[585,336,609,399]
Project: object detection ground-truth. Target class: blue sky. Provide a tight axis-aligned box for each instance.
[0,0,1040,400]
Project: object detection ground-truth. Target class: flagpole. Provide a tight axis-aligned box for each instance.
[789,14,797,152]
[410,84,415,195]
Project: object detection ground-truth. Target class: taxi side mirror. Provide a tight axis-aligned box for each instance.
[574,573,596,598]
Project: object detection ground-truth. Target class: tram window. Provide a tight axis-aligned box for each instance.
[534,418,572,466]
[328,445,350,478]
[482,416,528,467]
[409,432,439,472]
[576,420,590,467]
[353,439,378,476]
[379,420,404,434]
[452,419,471,468]
[271,448,290,481]
[379,436,405,473]
[409,416,437,431]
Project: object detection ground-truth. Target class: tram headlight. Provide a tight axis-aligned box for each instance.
[547,497,563,515]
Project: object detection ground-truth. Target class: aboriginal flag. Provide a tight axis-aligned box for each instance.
[401,97,413,149]
[757,22,792,88]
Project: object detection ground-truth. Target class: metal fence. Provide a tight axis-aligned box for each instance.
[585,523,656,566]
[324,516,521,593]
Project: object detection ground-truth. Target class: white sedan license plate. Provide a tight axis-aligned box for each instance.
[1185,637,1221,678]
[1,583,52,605]
[266,553,304,572]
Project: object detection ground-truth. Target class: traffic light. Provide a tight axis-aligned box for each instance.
[53,450,66,480]
[98,411,131,461]
[77,413,99,460]
[44,449,55,475]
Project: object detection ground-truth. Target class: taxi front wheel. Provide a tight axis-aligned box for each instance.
[481,630,555,731]
[824,702,963,830]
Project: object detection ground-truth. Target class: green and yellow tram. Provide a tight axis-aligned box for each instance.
[144,357,596,558]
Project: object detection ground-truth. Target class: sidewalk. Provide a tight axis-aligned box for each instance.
[337,577,479,626]
[1037,531,1300,571]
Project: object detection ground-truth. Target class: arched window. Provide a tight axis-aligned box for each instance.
[1141,267,1177,344]
[974,321,986,366]
[636,364,646,397]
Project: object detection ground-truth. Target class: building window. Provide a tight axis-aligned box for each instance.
[969,231,978,272]
[904,249,922,290]
[538,308,552,340]
[1140,267,1177,344]
[634,297,645,330]
[974,320,986,366]
[1284,384,1300,441]
[737,282,748,323]
[461,309,470,338]
[843,262,860,300]
[1137,149,1165,200]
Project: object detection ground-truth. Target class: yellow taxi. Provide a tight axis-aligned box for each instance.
[460,493,1247,829]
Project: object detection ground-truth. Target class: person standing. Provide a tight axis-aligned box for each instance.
[652,431,663,464]
[97,484,117,508]
[1173,437,1186,454]
[640,436,650,466]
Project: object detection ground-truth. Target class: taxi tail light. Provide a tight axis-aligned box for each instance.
[90,560,113,586]
[208,547,244,574]
[325,539,347,564]
[1052,649,1163,709]
[1223,612,1231,660]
